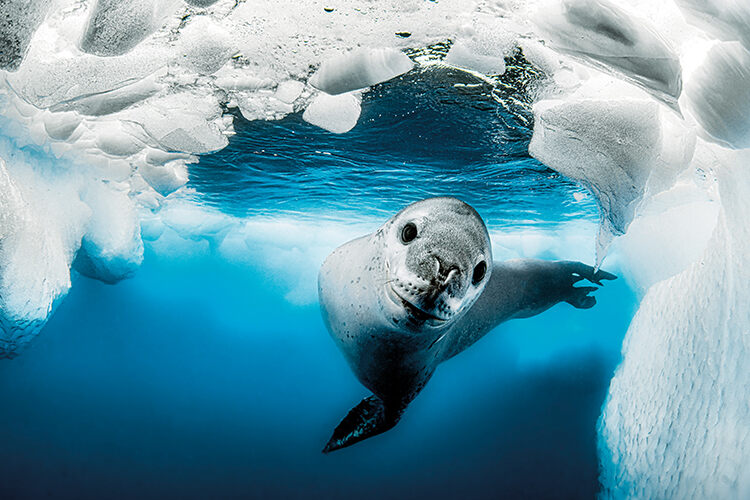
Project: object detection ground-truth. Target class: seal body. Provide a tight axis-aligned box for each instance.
[318,197,614,452]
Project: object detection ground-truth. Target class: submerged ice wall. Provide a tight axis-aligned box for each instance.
[0,1,749,497]
[525,1,750,498]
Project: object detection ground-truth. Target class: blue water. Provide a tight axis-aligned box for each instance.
[188,66,595,225]
[0,67,636,499]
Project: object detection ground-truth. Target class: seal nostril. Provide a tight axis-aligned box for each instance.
[434,255,459,282]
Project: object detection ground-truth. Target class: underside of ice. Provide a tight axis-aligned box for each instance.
[686,42,750,149]
[0,0,51,70]
[534,0,683,110]
[309,48,414,96]
[0,0,500,354]
[675,0,750,49]
[0,156,87,357]
[529,98,694,263]
[80,0,180,57]
[302,92,362,134]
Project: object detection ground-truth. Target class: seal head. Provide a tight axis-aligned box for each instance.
[377,197,492,330]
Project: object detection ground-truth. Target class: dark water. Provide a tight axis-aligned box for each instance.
[0,66,635,499]
[188,67,595,225]
[0,246,635,500]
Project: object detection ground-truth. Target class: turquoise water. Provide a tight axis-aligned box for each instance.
[0,68,637,499]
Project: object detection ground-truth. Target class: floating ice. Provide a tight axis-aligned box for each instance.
[42,111,82,141]
[175,16,235,75]
[6,51,168,111]
[444,21,517,75]
[0,0,483,352]
[533,0,683,110]
[675,0,750,49]
[138,159,190,197]
[309,48,414,95]
[80,0,180,57]
[74,185,144,284]
[528,98,694,263]
[685,42,750,149]
[49,71,165,117]
[611,175,719,290]
[114,91,229,154]
[0,156,88,357]
[302,92,362,134]
[0,0,50,70]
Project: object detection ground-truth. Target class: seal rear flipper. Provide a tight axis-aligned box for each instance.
[323,395,401,453]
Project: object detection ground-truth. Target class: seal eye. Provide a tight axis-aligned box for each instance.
[472,261,487,285]
[400,223,417,244]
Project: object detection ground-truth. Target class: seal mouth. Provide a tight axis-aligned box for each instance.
[387,283,447,324]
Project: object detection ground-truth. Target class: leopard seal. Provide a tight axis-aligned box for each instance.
[318,197,615,452]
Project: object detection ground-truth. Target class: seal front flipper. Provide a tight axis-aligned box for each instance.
[323,395,401,453]
[561,261,617,309]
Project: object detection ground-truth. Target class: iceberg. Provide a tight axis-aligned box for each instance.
[0,155,87,357]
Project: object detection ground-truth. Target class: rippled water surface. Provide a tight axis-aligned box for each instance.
[189,67,596,226]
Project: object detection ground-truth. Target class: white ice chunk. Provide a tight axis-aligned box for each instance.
[49,71,164,116]
[302,92,361,134]
[675,0,750,49]
[686,42,750,149]
[612,179,719,290]
[74,184,144,284]
[444,42,506,75]
[234,91,293,121]
[176,16,236,75]
[8,52,168,110]
[115,92,228,153]
[161,202,234,247]
[214,69,275,92]
[92,121,148,157]
[80,0,180,56]
[139,161,189,196]
[140,215,166,242]
[309,48,414,95]
[534,0,683,110]
[444,22,517,75]
[0,0,50,70]
[144,148,192,165]
[0,157,88,357]
[529,98,694,264]
[42,111,82,141]
[274,80,305,104]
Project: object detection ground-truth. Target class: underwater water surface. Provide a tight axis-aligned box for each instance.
[0,69,637,499]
